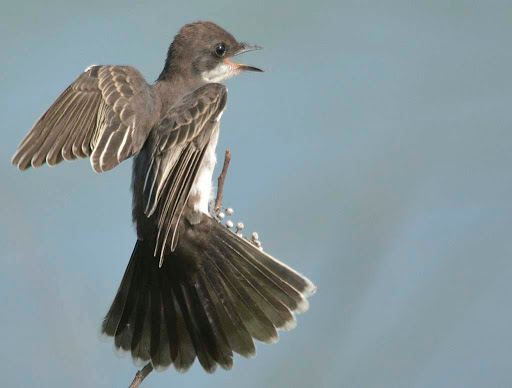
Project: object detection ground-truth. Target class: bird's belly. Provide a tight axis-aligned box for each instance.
[187,126,220,215]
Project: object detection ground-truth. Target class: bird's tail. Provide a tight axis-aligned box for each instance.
[100,215,316,373]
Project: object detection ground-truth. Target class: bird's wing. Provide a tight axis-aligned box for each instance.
[12,65,159,173]
[142,83,228,262]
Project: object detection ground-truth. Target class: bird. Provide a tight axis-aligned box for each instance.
[11,21,316,374]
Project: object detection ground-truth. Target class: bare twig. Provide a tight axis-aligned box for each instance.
[128,363,153,388]
[214,149,231,215]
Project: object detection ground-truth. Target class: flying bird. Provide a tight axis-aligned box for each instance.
[12,21,315,374]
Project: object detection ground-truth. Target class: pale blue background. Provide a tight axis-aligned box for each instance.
[1,1,512,387]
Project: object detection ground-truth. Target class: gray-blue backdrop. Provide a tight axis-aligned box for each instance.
[1,1,511,387]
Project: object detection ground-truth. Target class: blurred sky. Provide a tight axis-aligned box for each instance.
[1,0,512,387]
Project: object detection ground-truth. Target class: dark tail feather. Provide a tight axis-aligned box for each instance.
[101,215,316,373]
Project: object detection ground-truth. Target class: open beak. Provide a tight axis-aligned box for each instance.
[226,43,264,72]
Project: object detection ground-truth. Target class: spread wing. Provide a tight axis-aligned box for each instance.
[12,65,160,173]
[142,83,228,263]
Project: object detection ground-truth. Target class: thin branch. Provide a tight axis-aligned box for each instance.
[214,149,231,215]
[128,363,153,388]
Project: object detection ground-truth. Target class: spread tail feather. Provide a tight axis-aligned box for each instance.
[101,215,316,373]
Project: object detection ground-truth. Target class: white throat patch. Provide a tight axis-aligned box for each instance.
[201,62,236,83]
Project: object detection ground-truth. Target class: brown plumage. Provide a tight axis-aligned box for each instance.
[101,215,315,372]
[12,21,315,374]
[12,65,159,172]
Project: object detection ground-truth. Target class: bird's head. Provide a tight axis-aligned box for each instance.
[159,21,263,83]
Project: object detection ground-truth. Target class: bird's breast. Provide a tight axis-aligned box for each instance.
[187,124,220,216]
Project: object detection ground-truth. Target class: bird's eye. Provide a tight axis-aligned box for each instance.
[215,44,226,57]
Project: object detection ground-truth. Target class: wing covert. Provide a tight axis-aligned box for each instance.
[142,83,228,263]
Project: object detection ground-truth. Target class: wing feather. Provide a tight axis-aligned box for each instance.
[46,93,90,166]
[12,65,160,172]
[142,83,228,263]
